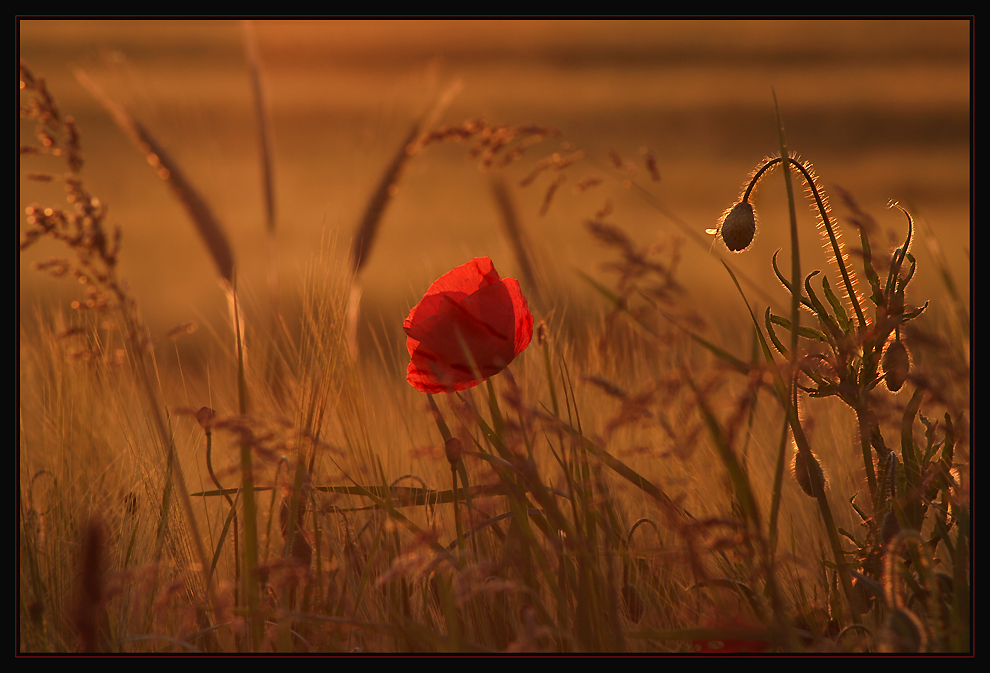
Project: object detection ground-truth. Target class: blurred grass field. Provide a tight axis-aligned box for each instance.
[18,19,971,653]
[19,19,970,346]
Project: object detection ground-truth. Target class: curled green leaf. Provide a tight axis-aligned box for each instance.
[772,250,813,310]
[769,311,830,343]
[822,274,852,333]
[765,307,789,355]
[804,271,843,342]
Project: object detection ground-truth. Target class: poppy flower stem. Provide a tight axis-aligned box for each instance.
[426,394,452,443]
[451,467,465,552]
[427,395,471,553]
[486,378,505,440]
[740,155,867,329]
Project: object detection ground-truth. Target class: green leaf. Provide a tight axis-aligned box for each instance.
[902,252,917,286]
[857,223,884,306]
[667,318,751,375]
[210,490,240,579]
[838,528,863,548]
[822,274,851,332]
[903,300,929,322]
[900,387,926,529]
[942,412,956,472]
[765,307,789,355]
[886,205,915,296]
[720,262,787,403]
[849,495,870,524]
[768,311,830,343]
[689,374,762,533]
[772,250,813,310]
[804,271,843,342]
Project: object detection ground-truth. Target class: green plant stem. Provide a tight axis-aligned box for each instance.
[230,284,261,650]
[857,400,880,504]
[722,262,860,623]
[451,466,464,552]
[769,97,803,634]
[789,399,859,623]
[745,156,867,329]
[205,427,241,591]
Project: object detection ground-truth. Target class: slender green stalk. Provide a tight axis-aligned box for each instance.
[451,466,465,552]
[767,91,801,558]
[204,419,240,590]
[769,94,800,631]
[721,262,859,622]
[230,284,261,650]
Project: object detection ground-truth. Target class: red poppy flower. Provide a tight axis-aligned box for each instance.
[692,615,771,653]
[404,257,533,394]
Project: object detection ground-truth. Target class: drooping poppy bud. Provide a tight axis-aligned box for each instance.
[195,406,216,431]
[718,201,757,252]
[882,338,910,392]
[791,445,827,498]
[444,437,464,467]
[404,257,534,393]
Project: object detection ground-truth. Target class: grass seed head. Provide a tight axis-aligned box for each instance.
[718,201,757,252]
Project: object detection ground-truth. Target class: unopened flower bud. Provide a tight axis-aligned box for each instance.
[444,437,464,467]
[791,446,826,497]
[196,406,216,431]
[882,339,910,392]
[719,201,757,252]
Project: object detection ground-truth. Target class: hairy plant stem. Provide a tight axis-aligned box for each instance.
[740,142,875,619]
[744,157,867,329]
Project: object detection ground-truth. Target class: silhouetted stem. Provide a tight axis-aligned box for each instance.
[744,157,867,329]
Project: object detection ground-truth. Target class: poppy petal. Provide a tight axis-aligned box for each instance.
[404,257,533,393]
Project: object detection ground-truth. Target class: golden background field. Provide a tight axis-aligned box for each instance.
[20,18,970,367]
[18,20,972,653]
